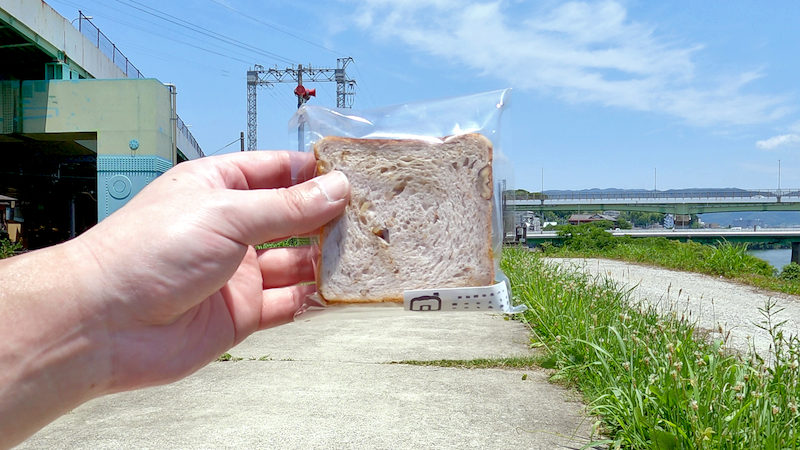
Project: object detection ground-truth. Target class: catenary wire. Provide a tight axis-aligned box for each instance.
[207,136,243,155]
[49,0,267,66]
[113,0,296,65]
[207,0,340,56]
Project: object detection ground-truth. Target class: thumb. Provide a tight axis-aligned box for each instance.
[218,170,350,245]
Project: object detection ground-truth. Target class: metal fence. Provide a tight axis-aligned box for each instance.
[74,12,204,158]
[77,11,144,79]
[510,189,800,202]
[177,115,204,157]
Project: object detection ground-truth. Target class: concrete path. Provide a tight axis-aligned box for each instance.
[19,304,594,449]
[549,258,800,358]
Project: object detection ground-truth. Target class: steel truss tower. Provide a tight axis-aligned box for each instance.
[246,57,355,151]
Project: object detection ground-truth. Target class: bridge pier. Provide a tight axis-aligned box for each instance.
[793,242,800,265]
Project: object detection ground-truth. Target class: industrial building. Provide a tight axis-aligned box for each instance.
[0,1,203,249]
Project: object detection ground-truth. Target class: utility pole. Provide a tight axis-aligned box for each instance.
[240,131,244,152]
[654,168,657,192]
[541,167,544,196]
[246,57,356,151]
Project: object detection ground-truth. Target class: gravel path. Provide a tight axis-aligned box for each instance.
[546,258,800,358]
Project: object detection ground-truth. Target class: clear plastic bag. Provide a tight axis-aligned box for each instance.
[289,89,525,314]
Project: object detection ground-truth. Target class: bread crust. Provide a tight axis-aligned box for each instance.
[314,133,494,303]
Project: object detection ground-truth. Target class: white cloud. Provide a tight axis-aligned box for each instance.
[347,0,793,127]
[756,134,800,150]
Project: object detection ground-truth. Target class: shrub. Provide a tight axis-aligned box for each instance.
[558,222,618,251]
[0,237,21,259]
[706,240,773,278]
[779,262,800,281]
[616,218,633,229]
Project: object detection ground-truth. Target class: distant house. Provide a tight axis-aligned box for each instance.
[568,213,618,225]
[663,214,675,229]
[674,214,692,227]
[0,194,20,242]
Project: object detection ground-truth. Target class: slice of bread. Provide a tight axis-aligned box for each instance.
[314,133,495,303]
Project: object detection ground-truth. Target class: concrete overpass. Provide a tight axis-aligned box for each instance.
[0,1,204,248]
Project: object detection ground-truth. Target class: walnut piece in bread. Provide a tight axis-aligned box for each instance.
[314,133,495,303]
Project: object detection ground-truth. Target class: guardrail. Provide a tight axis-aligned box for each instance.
[74,12,204,159]
[177,115,204,158]
[508,189,800,202]
[76,11,144,79]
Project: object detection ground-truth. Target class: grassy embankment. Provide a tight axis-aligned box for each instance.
[502,227,800,447]
[539,222,800,296]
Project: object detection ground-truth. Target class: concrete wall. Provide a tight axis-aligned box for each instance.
[20,78,173,160]
[0,0,126,79]
[19,78,176,219]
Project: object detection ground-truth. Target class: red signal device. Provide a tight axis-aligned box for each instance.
[294,84,316,100]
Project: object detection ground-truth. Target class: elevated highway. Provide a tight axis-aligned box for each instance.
[0,1,204,247]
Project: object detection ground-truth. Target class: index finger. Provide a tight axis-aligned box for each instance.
[186,151,318,190]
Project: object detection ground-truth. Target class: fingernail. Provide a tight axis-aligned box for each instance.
[314,170,349,203]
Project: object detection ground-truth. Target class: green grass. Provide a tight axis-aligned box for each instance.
[216,353,243,362]
[542,223,800,296]
[0,237,21,259]
[503,247,800,448]
[256,237,310,249]
[393,355,540,369]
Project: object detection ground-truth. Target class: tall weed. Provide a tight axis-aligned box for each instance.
[504,248,800,448]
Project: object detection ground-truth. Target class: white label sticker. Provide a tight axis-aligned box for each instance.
[403,282,522,313]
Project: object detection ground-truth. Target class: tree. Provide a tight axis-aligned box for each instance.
[557,222,618,251]
[616,218,633,229]
[619,211,666,228]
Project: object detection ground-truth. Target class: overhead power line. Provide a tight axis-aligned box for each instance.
[207,0,339,55]
[208,136,243,155]
[49,0,256,67]
[113,0,296,65]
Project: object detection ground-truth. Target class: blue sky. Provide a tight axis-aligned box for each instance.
[46,0,800,191]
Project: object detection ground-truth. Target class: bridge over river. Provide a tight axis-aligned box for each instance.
[507,189,800,214]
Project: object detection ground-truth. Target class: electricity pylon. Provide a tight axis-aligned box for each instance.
[246,57,355,151]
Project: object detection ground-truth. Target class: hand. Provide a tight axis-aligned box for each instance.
[75,151,349,390]
[0,150,349,448]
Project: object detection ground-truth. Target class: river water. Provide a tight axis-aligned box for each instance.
[747,248,792,271]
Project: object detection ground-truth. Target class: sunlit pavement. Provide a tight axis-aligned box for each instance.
[20,305,594,449]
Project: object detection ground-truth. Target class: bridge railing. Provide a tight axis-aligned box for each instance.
[508,189,800,202]
[177,116,205,158]
[77,12,144,79]
[73,13,205,159]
